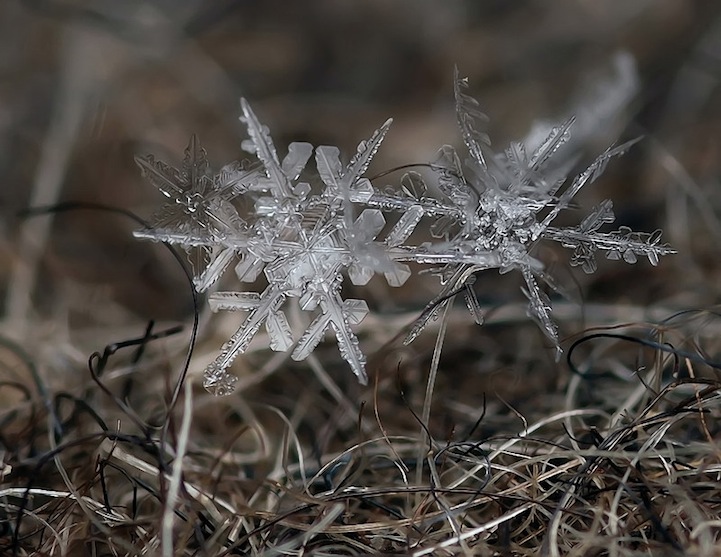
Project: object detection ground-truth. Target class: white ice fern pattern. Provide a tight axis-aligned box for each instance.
[134,74,674,395]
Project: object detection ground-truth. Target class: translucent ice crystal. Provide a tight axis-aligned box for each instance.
[135,72,674,395]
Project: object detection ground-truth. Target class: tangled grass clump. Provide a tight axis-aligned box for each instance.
[2,306,721,555]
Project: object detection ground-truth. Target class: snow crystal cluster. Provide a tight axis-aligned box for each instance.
[134,71,674,396]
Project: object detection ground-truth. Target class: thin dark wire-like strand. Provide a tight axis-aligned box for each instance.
[567,331,721,380]
[0,335,63,441]
[18,201,198,423]
[15,201,199,555]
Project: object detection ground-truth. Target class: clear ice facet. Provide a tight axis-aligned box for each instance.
[134,68,675,395]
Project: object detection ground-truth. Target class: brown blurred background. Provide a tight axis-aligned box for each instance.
[1,0,720,345]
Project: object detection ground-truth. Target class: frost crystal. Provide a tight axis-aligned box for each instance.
[135,74,674,395]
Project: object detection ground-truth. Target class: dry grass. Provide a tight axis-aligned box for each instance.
[2,1,721,555]
[4,306,721,555]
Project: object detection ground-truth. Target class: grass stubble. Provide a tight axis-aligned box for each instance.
[2,288,721,555]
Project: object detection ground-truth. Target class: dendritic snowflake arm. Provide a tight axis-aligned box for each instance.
[292,293,369,384]
[193,246,237,292]
[203,285,288,396]
[316,118,393,210]
[346,119,393,185]
[547,225,675,273]
[454,66,491,170]
[134,135,251,240]
[385,204,424,248]
[359,178,462,222]
[521,265,561,358]
[134,135,253,291]
[134,134,214,241]
[463,280,485,325]
[403,295,450,347]
[240,98,313,207]
[532,138,642,239]
[403,264,477,345]
[542,198,676,274]
[511,117,575,196]
[135,134,204,197]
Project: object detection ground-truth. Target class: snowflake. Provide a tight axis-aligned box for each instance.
[136,101,403,394]
[134,72,674,395]
[134,135,258,293]
[369,69,676,354]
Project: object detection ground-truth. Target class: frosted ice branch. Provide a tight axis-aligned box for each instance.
[134,72,674,394]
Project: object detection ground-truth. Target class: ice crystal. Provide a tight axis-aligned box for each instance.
[135,72,674,395]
